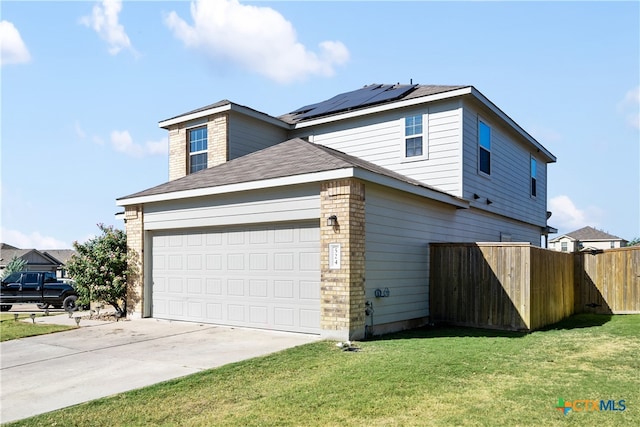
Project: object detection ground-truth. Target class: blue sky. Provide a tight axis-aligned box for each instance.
[1,0,639,249]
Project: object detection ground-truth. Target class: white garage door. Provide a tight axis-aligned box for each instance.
[151,222,321,334]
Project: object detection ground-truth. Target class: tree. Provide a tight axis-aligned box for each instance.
[627,237,640,247]
[66,224,130,315]
[1,255,28,279]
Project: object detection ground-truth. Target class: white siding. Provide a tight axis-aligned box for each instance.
[143,185,320,231]
[461,100,548,228]
[292,100,463,196]
[365,184,543,326]
[228,112,288,160]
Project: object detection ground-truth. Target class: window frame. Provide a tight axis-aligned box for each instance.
[478,118,491,176]
[188,126,208,174]
[561,242,568,252]
[402,113,428,161]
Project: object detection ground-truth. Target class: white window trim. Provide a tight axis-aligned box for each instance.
[477,117,492,178]
[188,126,208,173]
[400,113,429,162]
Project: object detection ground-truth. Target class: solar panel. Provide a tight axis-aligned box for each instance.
[292,84,416,120]
[365,84,416,105]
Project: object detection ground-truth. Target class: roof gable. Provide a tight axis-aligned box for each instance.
[0,248,61,268]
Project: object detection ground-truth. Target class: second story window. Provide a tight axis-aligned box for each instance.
[478,119,491,175]
[530,157,537,197]
[561,242,567,252]
[189,127,208,174]
[405,115,423,157]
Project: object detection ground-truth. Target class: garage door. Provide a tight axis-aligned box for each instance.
[151,222,320,334]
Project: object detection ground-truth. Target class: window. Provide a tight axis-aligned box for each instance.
[404,115,423,157]
[610,241,615,249]
[189,127,208,174]
[478,120,491,175]
[24,273,38,284]
[530,157,537,197]
[561,242,567,252]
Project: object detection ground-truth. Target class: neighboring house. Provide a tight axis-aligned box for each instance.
[1,243,58,275]
[549,226,628,252]
[0,243,76,278]
[42,249,78,278]
[117,83,557,340]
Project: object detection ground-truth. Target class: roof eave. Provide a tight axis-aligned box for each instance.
[469,87,556,163]
[117,169,355,205]
[117,167,469,210]
[159,102,290,130]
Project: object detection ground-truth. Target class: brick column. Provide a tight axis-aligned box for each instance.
[125,205,144,317]
[208,114,228,167]
[320,178,366,340]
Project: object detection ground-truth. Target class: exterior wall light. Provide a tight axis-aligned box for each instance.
[486,199,493,205]
[327,215,338,227]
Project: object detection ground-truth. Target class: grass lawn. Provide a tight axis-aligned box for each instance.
[7,314,639,426]
[0,312,75,341]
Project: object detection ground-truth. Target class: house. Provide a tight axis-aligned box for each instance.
[116,83,557,340]
[0,243,76,278]
[548,226,628,252]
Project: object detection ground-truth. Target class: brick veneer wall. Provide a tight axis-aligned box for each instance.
[209,114,228,167]
[125,205,144,316]
[320,178,366,340]
[167,114,228,181]
[168,127,186,181]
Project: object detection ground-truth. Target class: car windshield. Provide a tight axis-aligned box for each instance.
[2,273,21,284]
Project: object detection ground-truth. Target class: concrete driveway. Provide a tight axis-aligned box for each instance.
[0,314,320,424]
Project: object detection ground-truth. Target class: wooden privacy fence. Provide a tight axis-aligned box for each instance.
[430,243,639,332]
[575,247,640,314]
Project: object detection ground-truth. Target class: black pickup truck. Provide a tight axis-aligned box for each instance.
[0,271,78,312]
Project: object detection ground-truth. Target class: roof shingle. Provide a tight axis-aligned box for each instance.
[118,138,448,201]
[565,226,624,241]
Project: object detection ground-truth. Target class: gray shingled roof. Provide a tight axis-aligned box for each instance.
[118,138,449,201]
[43,250,77,264]
[161,84,469,127]
[565,226,624,241]
[278,84,468,124]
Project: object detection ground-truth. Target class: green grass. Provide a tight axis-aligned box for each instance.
[7,314,639,426]
[0,313,74,341]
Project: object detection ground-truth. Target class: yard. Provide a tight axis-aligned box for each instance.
[0,312,74,341]
[6,314,639,426]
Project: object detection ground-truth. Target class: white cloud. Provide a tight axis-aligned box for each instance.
[0,227,70,250]
[145,137,169,155]
[110,130,167,157]
[0,20,31,66]
[549,195,603,233]
[74,121,87,139]
[80,0,135,56]
[111,130,143,156]
[618,86,640,130]
[165,0,349,83]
